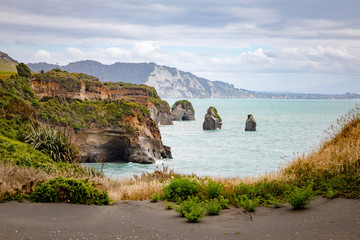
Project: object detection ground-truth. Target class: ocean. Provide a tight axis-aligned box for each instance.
[87,99,359,179]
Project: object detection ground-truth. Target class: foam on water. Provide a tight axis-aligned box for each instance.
[85,99,359,179]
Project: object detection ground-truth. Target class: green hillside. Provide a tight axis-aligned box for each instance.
[0,51,18,79]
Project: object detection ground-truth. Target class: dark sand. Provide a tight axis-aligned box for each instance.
[1,197,360,240]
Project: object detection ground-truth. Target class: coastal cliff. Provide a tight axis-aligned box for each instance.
[7,68,172,164]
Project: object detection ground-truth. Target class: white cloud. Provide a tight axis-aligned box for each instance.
[34,50,51,61]
[65,47,85,58]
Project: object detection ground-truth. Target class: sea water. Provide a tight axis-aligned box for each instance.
[87,99,359,179]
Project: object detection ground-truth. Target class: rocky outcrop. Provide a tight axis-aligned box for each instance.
[31,71,173,164]
[245,114,256,131]
[171,100,195,121]
[147,103,173,125]
[203,107,222,130]
[74,124,172,164]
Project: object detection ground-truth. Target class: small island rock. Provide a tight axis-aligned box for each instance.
[245,114,256,131]
[171,100,195,121]
[203,106,222,130]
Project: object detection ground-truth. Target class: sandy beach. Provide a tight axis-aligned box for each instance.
[0,197,360,240]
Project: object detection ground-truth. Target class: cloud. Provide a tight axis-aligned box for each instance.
[34,50,51,61]
[0,0,359,93]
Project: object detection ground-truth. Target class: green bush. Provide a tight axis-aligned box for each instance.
[325,188,339,199]
[204,179,224,199]
[184,205,206,223]
[164,201,175,210]
[234,195,260,212]
[219,196,230,209]
[175,197,205,222]
[16,63,31,78]
[162,177,201,201]
[30,177,110,205]
[286,182,315,209]
[206,199,222,215]
[268,197,283,208]
[150,192,160,202]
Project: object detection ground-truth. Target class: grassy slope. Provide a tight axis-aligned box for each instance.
[0,59,17,72]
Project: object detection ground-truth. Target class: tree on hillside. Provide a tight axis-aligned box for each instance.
[16,63,32,78]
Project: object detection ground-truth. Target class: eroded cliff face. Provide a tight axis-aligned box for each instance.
[31,78,172,164]
[74,115,171,164]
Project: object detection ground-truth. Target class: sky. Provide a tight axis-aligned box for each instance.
[1,0,359,94]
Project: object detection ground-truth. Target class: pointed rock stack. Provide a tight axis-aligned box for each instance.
[245,114,256,131]
[203,106,222,130]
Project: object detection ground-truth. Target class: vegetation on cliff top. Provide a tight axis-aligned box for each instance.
[171,100,194,112]
[208,106,222,121]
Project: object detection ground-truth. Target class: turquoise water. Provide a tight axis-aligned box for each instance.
[87,99,359,179]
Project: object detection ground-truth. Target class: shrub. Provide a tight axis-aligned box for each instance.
[219,196,230,209]
[286,182,315,209]
[184,205,206,223]
[150,192,160,202]
[16,63,31,78]
[206,199,222,215]
[162,177,201,201]
[30,177,110,205]
[204,179,224,199]
[164,201,175,210]
[268,197,283,208]
[176,197,205,223]
[325,188,339,199]
[25,126,80,163]
[234,195,260,212]
[175,197,201,217]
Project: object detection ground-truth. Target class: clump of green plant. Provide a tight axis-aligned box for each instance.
[164,201,175,210]
[286,182,315,209]
[233,195,260,212]
[30,177,110,205]
[208,106,222,121]
[205,199,222,215]
[162,177,201,201]
[325,188,339,199]
[150,192,160,202]
[176,197,205,222]
[185,205,206,223]
[1,189,28,203]
[25,126,80,163]
[218,196,230,209]
[16,63,32,78]
[268,197,283,208]
[204,179,224,199]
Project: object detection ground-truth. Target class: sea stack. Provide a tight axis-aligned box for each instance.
[203,106,222,130]
[245,114,256,131]
[171,100,195,121]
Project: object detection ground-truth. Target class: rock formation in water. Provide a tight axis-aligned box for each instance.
[203,106,222,130]
[30,69,172,164]
[170,100,195,121]
[245,114,256,131]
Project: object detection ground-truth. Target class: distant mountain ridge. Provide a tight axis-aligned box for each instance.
[28,61,249,98]
[28,60,360,99]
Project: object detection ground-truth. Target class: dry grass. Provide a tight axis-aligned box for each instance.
[279,106,360,182]
[0,164,52,198]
